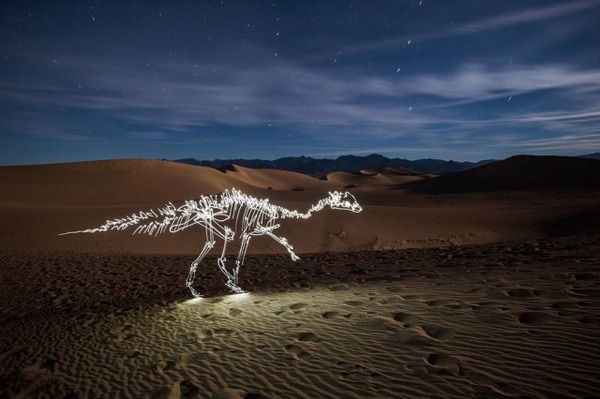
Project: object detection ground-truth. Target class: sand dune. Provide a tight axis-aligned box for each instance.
[1,157,599,254]
[326,166,431,188]
[1,156,600,398]
[405,155,600,193]
[0,159,330,207]
[220,164,328,192]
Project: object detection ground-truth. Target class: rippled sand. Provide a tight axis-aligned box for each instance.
[2,235,599,398]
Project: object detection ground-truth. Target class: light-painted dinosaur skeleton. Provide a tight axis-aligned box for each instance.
[61,188,362,297]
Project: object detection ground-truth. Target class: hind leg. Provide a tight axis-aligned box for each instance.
[217,228,243,293]
[227,233,252,293]
[187,231,215,298]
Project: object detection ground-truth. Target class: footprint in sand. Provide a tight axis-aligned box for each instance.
[151,380,200,399]
[290,302,307,311]
[20,357,57,379]
[124,349,141,359]
[336,361,368,382]
[156,360,175,372]
[507,288,539,298]
[112,324,134,343]
[40,357,57,373]
[285,344,310,359]
[378,297,404,305]
[0,345,27,362]
[466,372,522,397]
[214,328,234,335]
[393,312,418,326]
[179,380,200,399]
[427,299,463,308]
[551,301,579,310]
[229,308,243,317]
[518,311,552,324]
[322,311,352,319]
[195,329,212,343]
[297,332,321,342]
[424,353,463,376]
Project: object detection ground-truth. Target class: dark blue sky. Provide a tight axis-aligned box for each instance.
[1,0,600,164]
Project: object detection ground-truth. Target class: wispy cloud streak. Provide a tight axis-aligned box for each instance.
[2,57,599,150]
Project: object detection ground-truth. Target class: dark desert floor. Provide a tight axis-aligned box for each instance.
[1,236,600,398]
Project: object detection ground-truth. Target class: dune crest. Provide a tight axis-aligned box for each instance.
[327,166,432,187]
[406,155,600,193]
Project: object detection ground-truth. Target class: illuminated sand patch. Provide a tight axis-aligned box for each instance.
[1,237,599,398]
[2,278,599,398]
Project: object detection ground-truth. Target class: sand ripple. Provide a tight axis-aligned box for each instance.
[1,236,599,398]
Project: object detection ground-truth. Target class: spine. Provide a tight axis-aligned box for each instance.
[59,203,177,236]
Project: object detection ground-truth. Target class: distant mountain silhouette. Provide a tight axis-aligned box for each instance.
[174,154,493,176]
[404,155,600,193]
[580,152,600,160]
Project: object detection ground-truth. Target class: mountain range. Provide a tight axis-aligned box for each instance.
[174,153,493,176]
[174,153,600,176]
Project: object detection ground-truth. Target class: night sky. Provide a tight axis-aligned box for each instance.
[1,1,600,165]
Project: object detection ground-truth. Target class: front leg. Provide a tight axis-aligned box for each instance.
[259,228,300,261]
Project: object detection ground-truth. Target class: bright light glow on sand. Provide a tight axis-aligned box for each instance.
[184,297,205,305]
[61,189,362,297]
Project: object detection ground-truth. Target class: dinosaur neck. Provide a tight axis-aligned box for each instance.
[278,196,331,219]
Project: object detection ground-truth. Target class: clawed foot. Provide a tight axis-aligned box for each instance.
[226,280,246,294]
[291,253,300,261]
[188,285,204,298]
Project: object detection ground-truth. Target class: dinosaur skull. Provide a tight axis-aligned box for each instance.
[329,191,363,213]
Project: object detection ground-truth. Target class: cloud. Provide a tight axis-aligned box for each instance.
[453,0,599,34]
[296,0,600,64]
[1,50,599,160]
[406,63,600,100]
[0,57,417,134]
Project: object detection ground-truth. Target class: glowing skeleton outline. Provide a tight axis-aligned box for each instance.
[61,188,362,297]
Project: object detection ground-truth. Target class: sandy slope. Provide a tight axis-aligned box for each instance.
[1,158,598,254]
[326,166,431,187]
[1,157,599,398]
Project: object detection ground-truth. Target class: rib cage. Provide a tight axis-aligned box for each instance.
[134,189,285,238]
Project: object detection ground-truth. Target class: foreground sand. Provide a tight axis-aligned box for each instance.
[1,235,599,398]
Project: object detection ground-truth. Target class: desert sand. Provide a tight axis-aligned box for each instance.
[1,156,599,398]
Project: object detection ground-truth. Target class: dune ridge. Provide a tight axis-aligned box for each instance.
[326,166,431,187]
[405,155,600,193]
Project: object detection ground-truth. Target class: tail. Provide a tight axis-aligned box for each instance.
[59,202,182,236]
